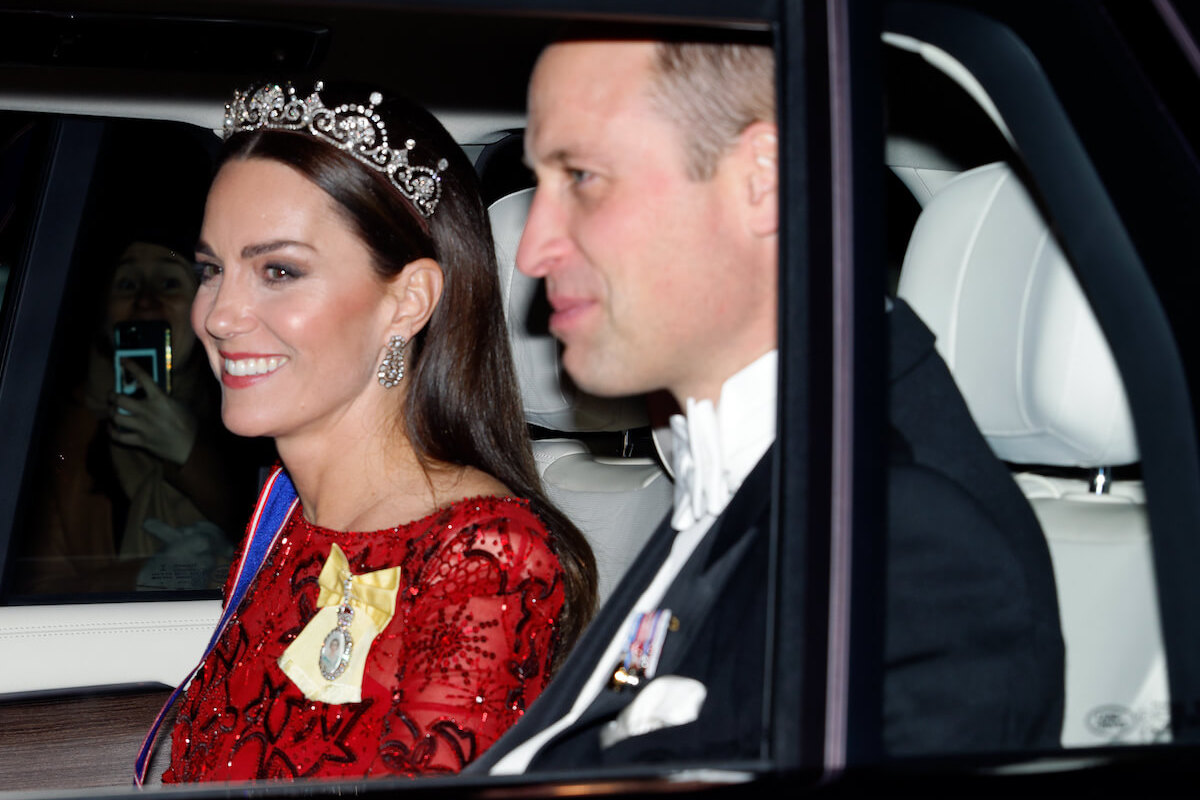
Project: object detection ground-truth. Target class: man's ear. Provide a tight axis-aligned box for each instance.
[741,121,778,238]
[385,257,444,339]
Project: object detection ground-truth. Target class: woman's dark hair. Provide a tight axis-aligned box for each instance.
[217,84,596,666]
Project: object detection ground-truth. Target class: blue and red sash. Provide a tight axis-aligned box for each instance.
[133,466,299,786]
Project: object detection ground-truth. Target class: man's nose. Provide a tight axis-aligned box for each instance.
[516,185,569,279]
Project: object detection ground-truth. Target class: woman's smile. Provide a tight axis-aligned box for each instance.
[222,353,289,377]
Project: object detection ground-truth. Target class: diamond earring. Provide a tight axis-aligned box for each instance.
[377,335,406,388]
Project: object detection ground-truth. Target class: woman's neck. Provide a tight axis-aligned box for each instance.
[276,424,443,533]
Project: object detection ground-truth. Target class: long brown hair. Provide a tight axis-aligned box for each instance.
[219,83,596,666]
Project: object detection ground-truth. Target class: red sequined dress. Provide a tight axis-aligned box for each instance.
[162,495,564,781]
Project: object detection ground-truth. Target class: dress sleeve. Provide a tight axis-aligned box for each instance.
[371,505,566,776]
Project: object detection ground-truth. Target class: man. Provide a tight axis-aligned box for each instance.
[472,36,1063,772]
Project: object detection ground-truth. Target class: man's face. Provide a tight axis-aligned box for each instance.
[518,41,776,404]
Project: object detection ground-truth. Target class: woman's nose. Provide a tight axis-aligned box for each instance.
[197,277,253,339]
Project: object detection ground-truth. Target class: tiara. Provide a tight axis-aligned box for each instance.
[223,81,450,218]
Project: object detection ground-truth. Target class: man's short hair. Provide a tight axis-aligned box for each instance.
[648,42,776,180]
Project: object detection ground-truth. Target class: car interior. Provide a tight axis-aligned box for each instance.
[883,36,1166,748]
[898,159,1165,746]
[0,1,1192,793]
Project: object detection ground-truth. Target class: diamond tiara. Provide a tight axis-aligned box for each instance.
[223,81,450,218]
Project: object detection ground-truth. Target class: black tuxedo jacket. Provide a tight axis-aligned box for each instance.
[883,299,1064,754]
[469,450,773,774]
[472,299,1064,771]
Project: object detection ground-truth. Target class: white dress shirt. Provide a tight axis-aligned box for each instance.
[490,350,778,774]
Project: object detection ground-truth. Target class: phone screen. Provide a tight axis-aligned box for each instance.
[113,320,172,395]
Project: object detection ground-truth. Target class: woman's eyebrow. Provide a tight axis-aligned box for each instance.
[241,240,315,259]
[193,240,316,259]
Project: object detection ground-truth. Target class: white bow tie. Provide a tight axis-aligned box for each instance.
[670,398,732,530]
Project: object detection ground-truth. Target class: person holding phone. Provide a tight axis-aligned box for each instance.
[156,81,596,781]
[104,239,257,583]
[21,234,258,593]
[106,242,209,468]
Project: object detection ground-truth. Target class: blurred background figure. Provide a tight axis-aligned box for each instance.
[14,120,265,594]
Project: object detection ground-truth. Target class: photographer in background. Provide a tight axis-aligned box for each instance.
[16,122,265,594]
[21,230,255,593]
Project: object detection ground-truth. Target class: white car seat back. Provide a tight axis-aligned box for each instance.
[898,162,1168,746]
[489,188,673,603]
[898,162,1136,467]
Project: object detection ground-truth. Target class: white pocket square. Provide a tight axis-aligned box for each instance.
[599,675,707,749]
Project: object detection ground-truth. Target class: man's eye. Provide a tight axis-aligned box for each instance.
[111,277,138,293]
[567,168,592,185]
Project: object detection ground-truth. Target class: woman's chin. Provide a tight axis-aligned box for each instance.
[219,408,276,440]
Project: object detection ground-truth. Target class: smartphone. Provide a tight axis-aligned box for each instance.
[114,320,172,396]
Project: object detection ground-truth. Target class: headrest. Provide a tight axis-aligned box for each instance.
[489,188,650,433]
[897,162,1137,467]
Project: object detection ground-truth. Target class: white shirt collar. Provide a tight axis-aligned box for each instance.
[669,350,778,530]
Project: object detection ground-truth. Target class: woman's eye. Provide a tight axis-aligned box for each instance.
[264,263,301,282]
[567,168,592,186]
[194,261,221,283]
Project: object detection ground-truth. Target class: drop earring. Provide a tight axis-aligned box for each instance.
[377,335,406,388]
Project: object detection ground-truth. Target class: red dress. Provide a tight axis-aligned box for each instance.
[162,495,564,781]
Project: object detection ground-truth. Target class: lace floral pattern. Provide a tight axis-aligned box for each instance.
[163,495,563,781]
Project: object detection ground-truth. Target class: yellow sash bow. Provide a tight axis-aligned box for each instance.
[278,543,401,704]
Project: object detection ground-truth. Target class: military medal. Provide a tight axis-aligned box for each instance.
[610,608,675,690]
[319,576,355,680]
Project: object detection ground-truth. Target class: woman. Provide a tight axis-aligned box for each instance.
[159,82,596,781]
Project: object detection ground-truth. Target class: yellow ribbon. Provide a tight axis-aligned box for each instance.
[278,543,401,704]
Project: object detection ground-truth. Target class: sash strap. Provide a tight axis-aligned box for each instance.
[133,466,299,787]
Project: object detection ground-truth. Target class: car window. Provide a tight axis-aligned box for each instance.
[0,116,271,602]
[876,0,1200,755]
[8,1,1200,797]
[885,39,1164,747]
[0,9,803,795]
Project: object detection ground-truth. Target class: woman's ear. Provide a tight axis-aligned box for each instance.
[385,257,444,339]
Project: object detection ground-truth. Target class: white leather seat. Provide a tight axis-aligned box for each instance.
[489,188,673,604]
[897,162,1169,746]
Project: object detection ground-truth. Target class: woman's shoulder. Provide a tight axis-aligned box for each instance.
[426,467,549,537]
[427,493,560,574]
[436,493,549,540]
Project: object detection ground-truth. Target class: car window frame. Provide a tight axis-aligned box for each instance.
[879,0,1200,750]
[0,2,832,794]
[17,0,1196,792]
